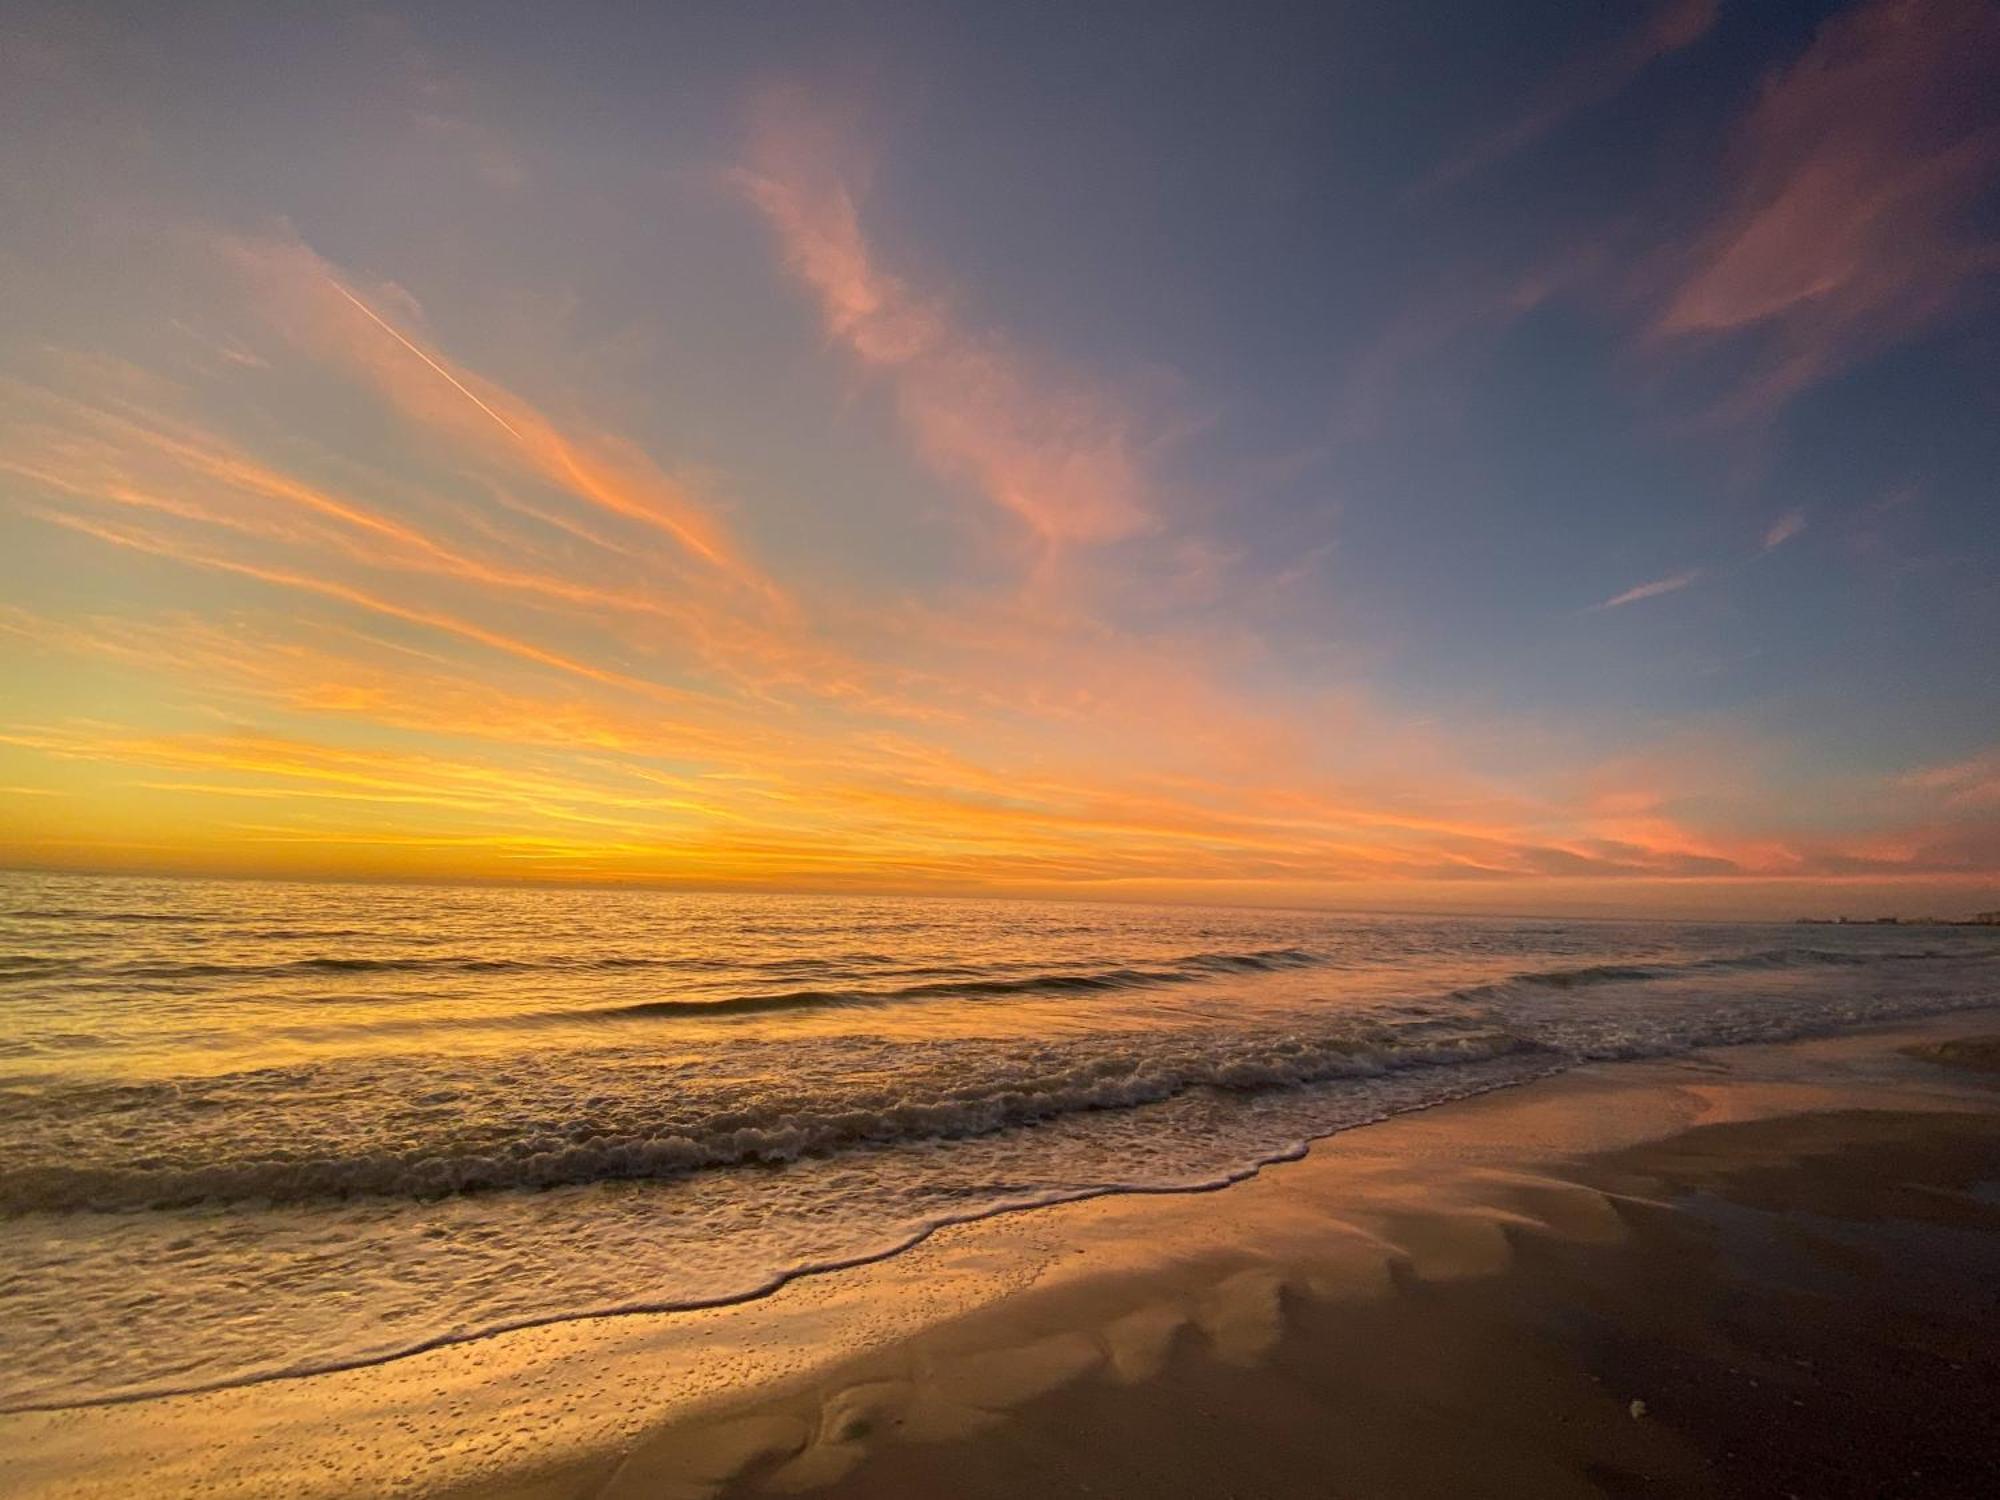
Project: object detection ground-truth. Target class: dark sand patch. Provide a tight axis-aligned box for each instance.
[1906,1035,2000,1074]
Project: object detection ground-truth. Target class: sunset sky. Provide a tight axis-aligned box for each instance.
[1,0,1995,916]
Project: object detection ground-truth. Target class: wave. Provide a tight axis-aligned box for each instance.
[4,908,211,924]
[0,944,1328,997]
[0,1026,1533,1213]
[0,952,754,986]
[1479,946,1975,995]
[239,928,375,942]
[585,947,1327,1019]
[22,940,1972,995]
[0,955,79,976]
[4,937,1992,1215]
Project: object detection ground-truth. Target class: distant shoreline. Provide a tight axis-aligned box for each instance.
[1794,912,2000,926]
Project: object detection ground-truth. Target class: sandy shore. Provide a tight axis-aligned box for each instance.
[5,1012,1998,1499]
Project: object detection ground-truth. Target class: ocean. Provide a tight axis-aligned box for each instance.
[3,870,1995,1412]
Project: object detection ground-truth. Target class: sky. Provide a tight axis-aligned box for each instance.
[1,0,1996,918]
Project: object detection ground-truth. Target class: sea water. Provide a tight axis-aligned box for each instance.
[3,871,1995,1410]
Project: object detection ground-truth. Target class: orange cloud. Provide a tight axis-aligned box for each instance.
[219,233,778,596]
[24,508,712,708]
[0,619,1840,888]
[0,371,950,717]
[5,195,1991,909]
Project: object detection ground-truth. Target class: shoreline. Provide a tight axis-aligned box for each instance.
[0,1051,1560,1419]
[5,1009,1998,1498]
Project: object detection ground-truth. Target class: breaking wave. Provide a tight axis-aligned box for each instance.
[0,1025,1531,1213]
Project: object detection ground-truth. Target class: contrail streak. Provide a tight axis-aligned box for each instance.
[329,283,523,440]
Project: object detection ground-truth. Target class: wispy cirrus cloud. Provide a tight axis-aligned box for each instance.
[1761,508,1806,550]
[0,371,889,710]
[220,233,778,597]
[1582,506,1809,617]
[1416,0,1718,196]
[1653,0,2000,416]
[1901,751,2000,811]
[1590,568,1703,611]
[733,88,1158,550]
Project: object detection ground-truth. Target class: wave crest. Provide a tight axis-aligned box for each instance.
[0,1026,1531,1213]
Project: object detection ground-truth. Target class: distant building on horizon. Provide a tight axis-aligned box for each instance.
[1795,911,2000,926]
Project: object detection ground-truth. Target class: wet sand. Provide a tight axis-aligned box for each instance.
[705,1106,2000,1500]
[5,1014,1998,1499]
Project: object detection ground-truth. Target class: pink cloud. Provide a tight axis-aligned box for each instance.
[1417,0,1718,195]
[1655,0,2000,414]
[1902,751,2000,810]
[735,89,1156,549]
[1590,568,1702,611]
[1761,509,1806,549]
